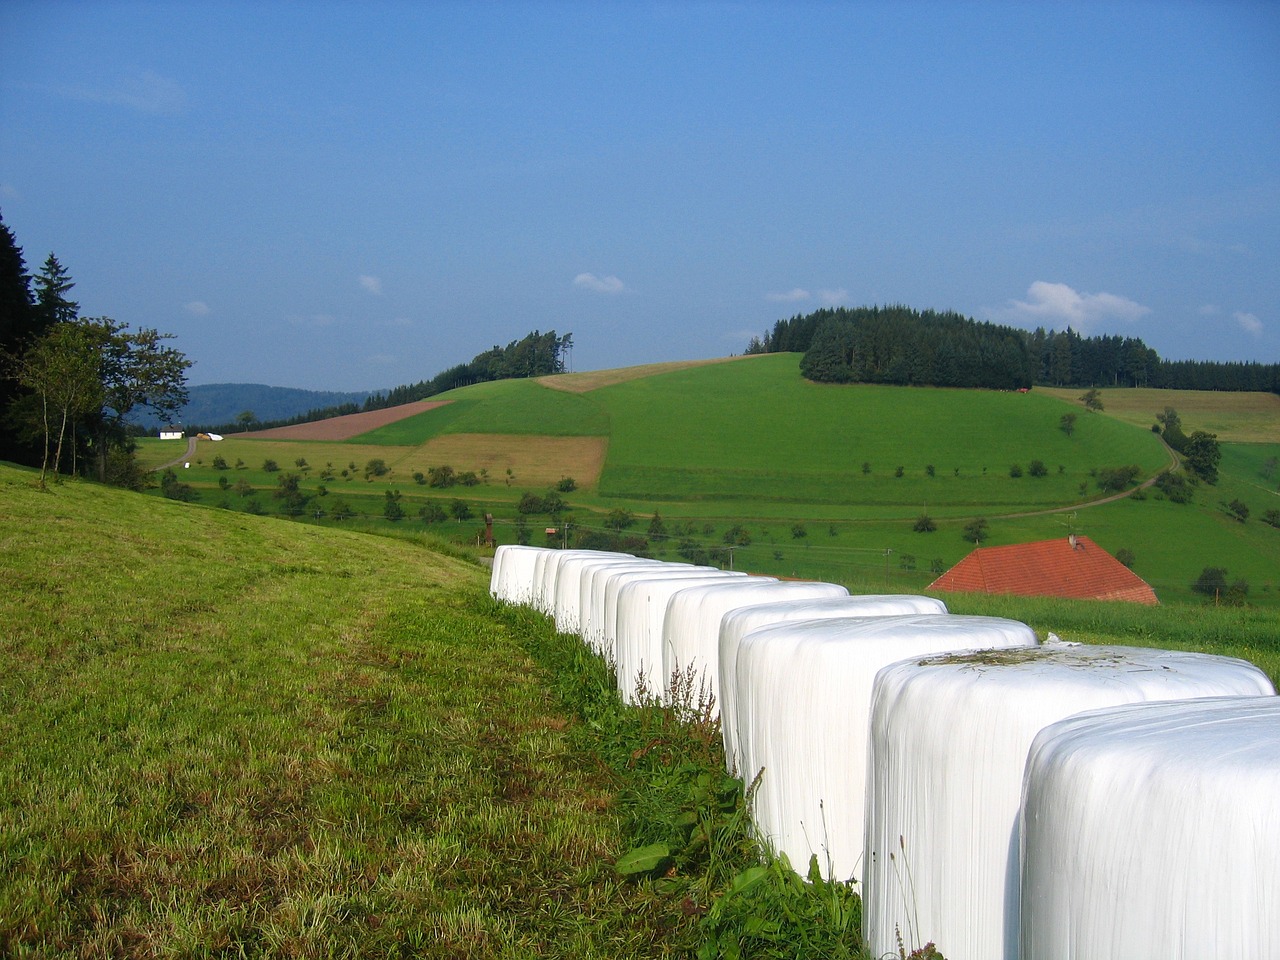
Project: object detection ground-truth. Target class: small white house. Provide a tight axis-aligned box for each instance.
[159,429,184,440]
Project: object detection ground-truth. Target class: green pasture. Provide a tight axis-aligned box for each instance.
[592,354,1168,504]
[356,380,610,445]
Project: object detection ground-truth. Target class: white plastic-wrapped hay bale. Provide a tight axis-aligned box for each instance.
[599,563,717,668]
[738,614,1037,882]
[614,571,748,704]
[534,549,628,620]
[1020,695,1280,960]
[579,558,667,655]
[660,577,785,709]
[720,595,947,774]
[551,551,633,635]
[490,545,550,605]
[863,647,1275,960]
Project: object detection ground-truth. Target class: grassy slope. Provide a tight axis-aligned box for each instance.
[594,353,1166,505]
[0,464,704,958]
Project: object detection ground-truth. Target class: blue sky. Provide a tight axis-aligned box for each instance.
[2,1,1277,392]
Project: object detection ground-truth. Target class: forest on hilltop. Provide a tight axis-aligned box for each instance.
[747,306,1280,393]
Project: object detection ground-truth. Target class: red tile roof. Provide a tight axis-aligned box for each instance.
[929,535,1159,605]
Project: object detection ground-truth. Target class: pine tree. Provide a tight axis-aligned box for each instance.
[33,253,79,326]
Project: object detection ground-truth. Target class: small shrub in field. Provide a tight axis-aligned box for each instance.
[1226,499,1249,523]
[556,476,577,492]
[930,557,945,574]
[418,502,446,523]
[862,462,871,475]
[413,471,426,484]
[217,475,230,491]
[1028,459,1048,478]
[1116,547,1136,568]
[925,464,935,477]
[449,499,472,521]
[606,509,636,531]
[1263,509,1280,528]
[365,458,389,479]
[899,553,916,571]
[894,466,904,478]
[791,523,807,539]
[262,459,279,473]
[211,455,228,470]
[1009,463,1023,478]
[963,518,989,543]
[329,499,353,520]
[459,471,480,487]
[913,515,937,533]
[1096,465,1141,493]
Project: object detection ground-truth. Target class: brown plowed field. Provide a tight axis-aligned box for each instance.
[236,400,452,441]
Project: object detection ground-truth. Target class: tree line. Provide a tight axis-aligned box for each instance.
[0,212,190,487]
[747,306,1279,393]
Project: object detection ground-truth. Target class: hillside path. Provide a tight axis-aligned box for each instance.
[152,436,198,471]
[985,433,1181,522]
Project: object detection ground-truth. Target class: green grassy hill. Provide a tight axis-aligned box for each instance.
[135,354,1280,606]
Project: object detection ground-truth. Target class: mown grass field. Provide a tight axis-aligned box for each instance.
[0,463,717,958]
[135,353,1280,608]
[1036,385,1280,443]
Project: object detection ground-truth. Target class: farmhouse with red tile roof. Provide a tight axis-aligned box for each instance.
[929,535,1159,605]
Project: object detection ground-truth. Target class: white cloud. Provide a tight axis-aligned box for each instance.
[817,288,849,306]
[1198,304,1221,316]
[0,183,21,201]
[184,300,211,316]
[1234,311,1263,335]
[359,274,383,295]
[989,281,1151,333]
[60,70,187,115]
[573,272,626,294]
[766,288,811,303]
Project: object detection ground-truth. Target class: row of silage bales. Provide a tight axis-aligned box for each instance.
[718,594,948,777]
[1020,695,1280,960]
[861,645,1276,960]
[614,570,750,703]
[736,614,1039,883]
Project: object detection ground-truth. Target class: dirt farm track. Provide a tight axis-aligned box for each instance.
[233,400,452,441]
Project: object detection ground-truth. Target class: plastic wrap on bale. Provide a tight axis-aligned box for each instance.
[490,545,549,605]
[579,559,669,656]
[863,646,1274,960]
[1020,696,1280,960]
[613,571,747,705]
[736,614,1037,882]
[720,594,947,776]
[660,577,783,710]
[551,552,634,635]
[599,564,716,671]
[536,549,628,622]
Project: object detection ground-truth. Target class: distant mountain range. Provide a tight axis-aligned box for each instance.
[135,383,373,430]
